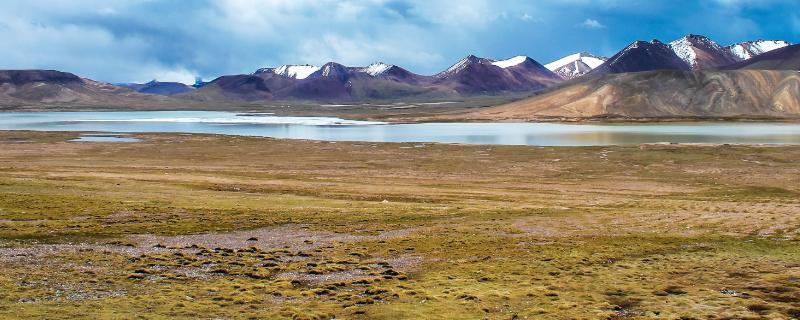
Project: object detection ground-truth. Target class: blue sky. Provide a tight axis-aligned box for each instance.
[0,0,797,84]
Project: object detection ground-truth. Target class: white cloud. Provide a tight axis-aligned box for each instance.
[579,18,606,29]
[0,0,794,83]
[205,0,490,72]
[142,67,197,85]
[520,13,533,21]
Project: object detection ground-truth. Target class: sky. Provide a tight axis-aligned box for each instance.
[0,0,798,84]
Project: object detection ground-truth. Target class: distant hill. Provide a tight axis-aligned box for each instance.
[119,80,195,95]
[463,70,800,119]
[0,70,182,109]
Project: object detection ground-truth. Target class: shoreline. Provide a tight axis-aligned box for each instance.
[3,108,800,125]
[2,129,799,148]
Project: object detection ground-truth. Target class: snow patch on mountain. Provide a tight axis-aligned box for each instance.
[669,38,699,68]
[545,53,606,79]
[492,56,528,68]
[727,40,792,61]
[361,63,393,76]
[274,65,320,79]
[445,56,474,74]
[668,35,731,68]
[545,53,605,70]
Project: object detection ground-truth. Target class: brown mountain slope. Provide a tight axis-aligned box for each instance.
[463,70,800,119]
[0,70,183,109]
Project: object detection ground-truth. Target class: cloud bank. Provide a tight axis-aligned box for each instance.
[0,0,796,84]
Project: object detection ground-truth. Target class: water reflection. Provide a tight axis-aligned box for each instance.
[69,135,142,142]
[1,111,800,146]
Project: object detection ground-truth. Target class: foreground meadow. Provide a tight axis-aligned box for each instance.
[1,131,799,319]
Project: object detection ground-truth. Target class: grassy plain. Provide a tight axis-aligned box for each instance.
[1,131,799,319]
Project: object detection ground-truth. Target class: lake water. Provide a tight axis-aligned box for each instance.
[69,134,142,142]
[2,111,800,146]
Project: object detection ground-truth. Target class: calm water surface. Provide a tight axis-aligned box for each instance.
[69,134,142,142]
[2,111,800,146]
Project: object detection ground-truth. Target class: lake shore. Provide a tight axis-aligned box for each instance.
[3,111,800,146]
[4,99,800,124]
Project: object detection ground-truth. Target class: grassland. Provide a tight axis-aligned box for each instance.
[1,131,799,319]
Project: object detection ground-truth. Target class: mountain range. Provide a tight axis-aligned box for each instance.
[181,35,787,103]
[0,70,176,108]
[118,80,195,95]
[467,42,800,120]
[0,34,797,118]
[466,69,800,119]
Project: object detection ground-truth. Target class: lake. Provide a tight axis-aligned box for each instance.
[1,111,800,146]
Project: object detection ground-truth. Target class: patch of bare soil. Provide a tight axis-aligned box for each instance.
[0,243,157,263]
[127,224,417,252]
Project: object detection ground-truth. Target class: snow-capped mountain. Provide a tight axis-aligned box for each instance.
[545,53,607,79]
[498,56,564,87]
[434,55,561,94]
[589,39,690,76]
[669,34,737,70]
[237,55,562,99]
[257,62,407,80]
[722,44,800,71]
[726,40,792,61]
[360,62,393,76]
[437,55,491,78]
[195,34,795,102]
[312,62,350,79]
[254,65,321,79]
[491,56,529,68]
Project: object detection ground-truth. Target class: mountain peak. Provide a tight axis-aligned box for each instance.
[440,55,491,76]
[301,62,352,81]
[590,39,689,76]
[668,34,733,69]
[545,53,607,79]
[271,64,321,79]
[627,40,667,50]
[684,34,710,40]
[726,40,792,61]
[361,62,394,76]
[0,70,83,85]
[491,56,530,68]
[722,43,800,70]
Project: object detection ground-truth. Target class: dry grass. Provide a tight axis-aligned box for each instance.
[0,131,799,319]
